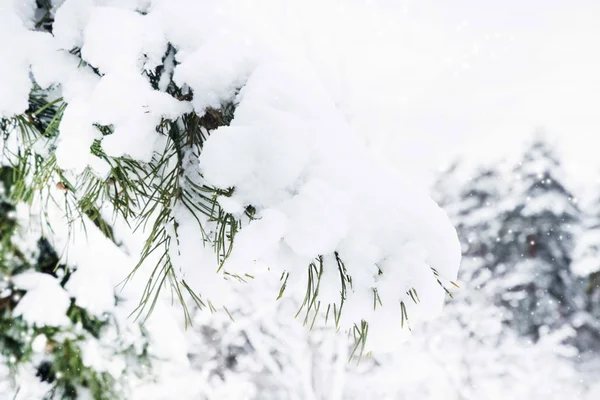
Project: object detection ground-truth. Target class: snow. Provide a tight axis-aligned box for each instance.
[30,334,47,353]
[0,5,466,388]
[2,0,463,341]
[196,57,460,334]
[81,7,166,74]
[89,72,191,161]
[573,221,600,277]
[11,272,71,327]
[173,33,258,113]
[1,186,213,399]
[0,9,33,116]
[54,99,103,174]
[7,0,600,398]
[52,0,94,50]
[0,362,52,400]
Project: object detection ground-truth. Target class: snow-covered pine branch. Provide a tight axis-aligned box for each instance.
[0,0,460,353]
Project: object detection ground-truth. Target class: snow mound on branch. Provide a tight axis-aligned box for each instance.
[81,6,166,74]
[12,272,71,327]
[197,60,461,341]
[0,9,34,116]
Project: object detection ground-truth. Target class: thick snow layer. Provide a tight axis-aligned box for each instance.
[11,272,71,327]
[0,0,460,356]
[81,7,166,74]
[197,59,461,333]
[0,9,33,116]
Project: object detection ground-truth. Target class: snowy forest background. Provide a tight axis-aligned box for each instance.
[2,0,600,399]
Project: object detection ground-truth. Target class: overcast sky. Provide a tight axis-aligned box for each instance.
[361,0,600,192]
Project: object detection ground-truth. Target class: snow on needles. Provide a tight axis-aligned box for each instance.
[0,0,461,346]
[199,60,461,339]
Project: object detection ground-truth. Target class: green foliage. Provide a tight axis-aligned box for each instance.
[44,338,115,400]
[0,73,248,326]
[0,164,149,399]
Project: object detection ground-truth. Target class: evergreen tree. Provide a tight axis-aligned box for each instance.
[0,162,212,400]
[493,137,583,340]
[437,139,598,354]
[455,166,506,272]
[418,154,594,399]
[0,166,138,399]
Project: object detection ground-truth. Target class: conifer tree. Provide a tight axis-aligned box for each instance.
[455,166,506,276]
[493,137,583,340]
[0,165,151,399]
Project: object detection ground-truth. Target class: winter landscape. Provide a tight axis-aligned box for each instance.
[1,0,599,399]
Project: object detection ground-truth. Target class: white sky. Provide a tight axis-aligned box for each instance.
[360,0,600,192]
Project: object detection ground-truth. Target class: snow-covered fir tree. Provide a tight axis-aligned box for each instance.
[438,138,597,354]
[407,153,599,399]
[487,137,582,340]
[450,165,507,281]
